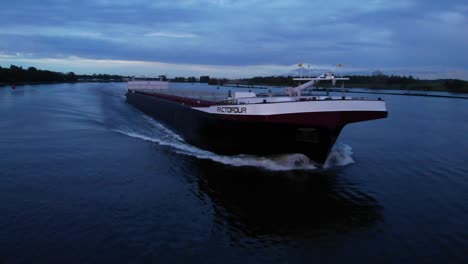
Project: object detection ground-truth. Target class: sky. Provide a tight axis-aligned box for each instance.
[0,0,467,79]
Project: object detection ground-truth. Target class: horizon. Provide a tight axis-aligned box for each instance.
[2,62,468,81]
[1,0,467,80]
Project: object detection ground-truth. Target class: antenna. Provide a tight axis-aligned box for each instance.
[298,63,304,78]
[338,64,345,97]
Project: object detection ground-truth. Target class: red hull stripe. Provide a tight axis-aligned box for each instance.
[217,111,388,126]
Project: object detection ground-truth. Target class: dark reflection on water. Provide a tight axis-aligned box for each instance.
[188,160,382,245]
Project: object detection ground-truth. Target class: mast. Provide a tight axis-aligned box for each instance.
[286,72,349,96]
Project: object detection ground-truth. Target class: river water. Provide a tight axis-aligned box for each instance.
[0,83,467,263]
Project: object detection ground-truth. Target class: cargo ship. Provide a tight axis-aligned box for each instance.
[125,73,387,166]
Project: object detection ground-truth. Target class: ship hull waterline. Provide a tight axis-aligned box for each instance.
[125,91,386,166]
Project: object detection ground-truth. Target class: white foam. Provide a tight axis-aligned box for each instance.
[113,116,354,171]
[324,143,355,168]
[175,150,318,171]
[140,115,184,142]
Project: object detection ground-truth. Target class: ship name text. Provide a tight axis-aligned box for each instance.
[216,106,247,114]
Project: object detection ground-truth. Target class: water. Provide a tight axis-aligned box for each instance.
[0,83,467,263]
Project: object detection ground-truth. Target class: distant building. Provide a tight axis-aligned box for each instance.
[200,76,209,83]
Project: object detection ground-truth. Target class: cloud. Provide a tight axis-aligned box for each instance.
[0,26,105,40]
[0,55,297,78]
[0,0,467,79]
[436,11,466,24]
[144,32,198,38]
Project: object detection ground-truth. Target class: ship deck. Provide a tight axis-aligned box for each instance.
[129,88,372,105]
[132,89,229,102]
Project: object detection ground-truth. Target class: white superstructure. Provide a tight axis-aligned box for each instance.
[286,72,349,96]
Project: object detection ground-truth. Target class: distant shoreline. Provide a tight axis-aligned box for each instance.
[3,80,467,99]
[327,89,468,99]
[0,80,126,88]
[221,83,468,96]
[2,64,467,97]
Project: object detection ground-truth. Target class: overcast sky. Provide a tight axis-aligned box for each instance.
[0,0,467,79]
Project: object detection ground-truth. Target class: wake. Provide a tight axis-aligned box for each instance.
[113,115,354,171]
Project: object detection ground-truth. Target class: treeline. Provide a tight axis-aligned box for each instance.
[238,76,295,86]
[171,76,198,83]
[77,74,127,81]
[229,74,468,93]
[0,65,78,83]
[346,74,416,88]
[170,76,216,83]
[0,65,128,86]
[2,64,467,93]
[344,74,468,93]
[169,76,231,86]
